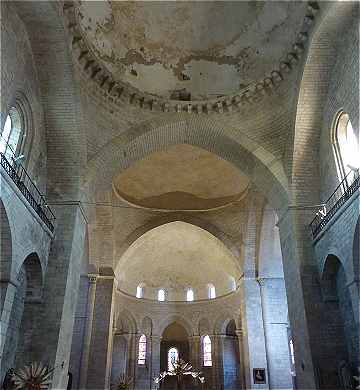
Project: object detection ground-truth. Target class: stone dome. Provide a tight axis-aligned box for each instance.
[75,1,308,102]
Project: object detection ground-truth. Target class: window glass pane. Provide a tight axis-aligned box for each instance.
[136,285,143,298]
[0,115,12,154]
[138,334,146,365]
[186,288,194,301]
[203,335,212,366]
[168,347,179,371]
[209,285,216,299]
[158,289,165,301]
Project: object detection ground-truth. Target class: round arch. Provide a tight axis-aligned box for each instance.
[214,314,240,335]
[157,315,194,337]
[83,116,289,211]
[291,1,358,204]
[115,310,137,335]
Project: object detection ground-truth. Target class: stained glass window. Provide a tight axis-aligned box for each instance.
[138,334,146,365]
[203,335,212,366]
[168,347,179,371]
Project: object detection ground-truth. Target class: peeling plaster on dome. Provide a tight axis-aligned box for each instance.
[64,1,319,113]
[116,222,241,301]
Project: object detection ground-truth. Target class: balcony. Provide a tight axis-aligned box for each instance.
[310,169,360,239]
[0,153,55,232]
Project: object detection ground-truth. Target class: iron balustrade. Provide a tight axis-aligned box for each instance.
[0,152,55,232]
[310,168,360,239]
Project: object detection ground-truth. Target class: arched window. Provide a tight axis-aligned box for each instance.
[186,288,194,302]
[138,334,146,365]
[208,284,216,299]
[289,338,295,366]
[158,289,165,302]
[332,112,359,181]
[136,284,143,298]
[168,347,179,371]
[0,107,24,163]
[203,335,212,366]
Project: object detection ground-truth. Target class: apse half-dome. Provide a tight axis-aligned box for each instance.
[113,144,250,211]
[75,1,308,101]
[116,221,241,301]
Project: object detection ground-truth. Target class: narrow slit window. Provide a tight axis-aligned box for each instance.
[208,284,216,299]
[158,289,165,302]
[186,288,194,302]
[136,284,143,299]
[203,335,212,366]
[138,334,146,365]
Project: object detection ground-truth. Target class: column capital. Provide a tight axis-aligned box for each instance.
[88,274,98,283]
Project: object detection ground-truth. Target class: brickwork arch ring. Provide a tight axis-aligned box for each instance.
[83,116,289,211]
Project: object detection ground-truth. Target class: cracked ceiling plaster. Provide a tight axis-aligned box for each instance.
[76,1,308,102]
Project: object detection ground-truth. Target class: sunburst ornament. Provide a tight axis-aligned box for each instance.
[13,362,54,390]
[154,359,205,389]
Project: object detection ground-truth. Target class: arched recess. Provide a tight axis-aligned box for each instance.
[15,253,43,367]
[1,253,43,375]
[160,321,190,381]
[84,116,289,211]
[214,315,240,336]
[115,214,240,272]
[157,315,193,338]
[320,254,357,387]
[223,320,241,390]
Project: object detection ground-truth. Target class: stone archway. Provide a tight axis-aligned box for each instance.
[15,253,43,367]
[160,322,190,390]
[1,252,43,379]
[320,254,355,388]
[83,116,289,212]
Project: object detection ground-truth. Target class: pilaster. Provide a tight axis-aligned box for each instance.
[78,274,98,389]
[86,268,116,390]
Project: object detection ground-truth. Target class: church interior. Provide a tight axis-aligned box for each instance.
[0,1,359,389]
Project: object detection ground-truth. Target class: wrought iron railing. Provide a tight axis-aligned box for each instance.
[310,168,360,239]
[0,152,55,232]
